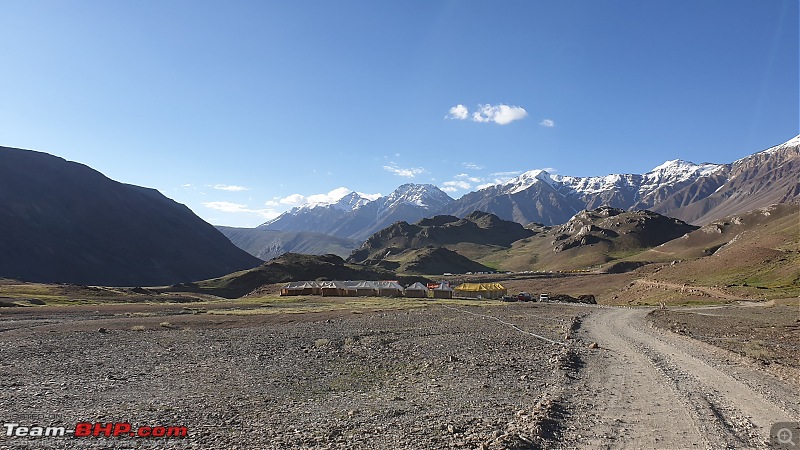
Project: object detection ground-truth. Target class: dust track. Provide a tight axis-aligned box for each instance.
[562,307,799,449]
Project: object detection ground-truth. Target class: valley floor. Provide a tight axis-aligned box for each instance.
[0,298,797,449]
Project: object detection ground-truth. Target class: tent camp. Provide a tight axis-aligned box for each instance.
[453,282,507,299]
[280,281,320,296]
[282,280,419,297]
[320,281,355,297]
[404,282,429,298]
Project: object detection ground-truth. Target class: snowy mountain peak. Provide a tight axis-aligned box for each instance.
[384,183,453,209]
[645,159,723,182]
[761,134,800,154]
[501,169,553,194]
[330,191,371,212]
[371,183,454,223]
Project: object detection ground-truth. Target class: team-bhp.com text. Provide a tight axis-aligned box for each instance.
[3,422,188,438]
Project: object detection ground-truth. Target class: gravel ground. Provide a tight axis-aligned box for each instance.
[648,301,800,369]
[0,302,587,450]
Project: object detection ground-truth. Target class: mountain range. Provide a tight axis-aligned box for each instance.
[261,184,455,241]
[0,146,263,286]
[250,136,799,248]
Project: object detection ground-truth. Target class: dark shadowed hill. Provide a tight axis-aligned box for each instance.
[348,211,533,264]
[346,211,529,275]
[184,253,409,298]
[0,146,262,286]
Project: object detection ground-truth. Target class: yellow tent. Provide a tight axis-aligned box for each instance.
[453,282,507,299]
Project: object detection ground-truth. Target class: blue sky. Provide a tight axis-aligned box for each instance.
[1,0,797,227]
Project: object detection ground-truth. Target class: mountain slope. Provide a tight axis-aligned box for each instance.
[484,207,699,272]
[635,203,799,263]
[644,203,800,298]
[217,227,359,260]
[660,136,800,224]
[0,146,263,286]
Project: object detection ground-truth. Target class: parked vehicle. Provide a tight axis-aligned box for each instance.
[517,292,532,302]
[539,293,549,302]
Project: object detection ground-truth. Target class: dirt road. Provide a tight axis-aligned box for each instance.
[563,307,799,449]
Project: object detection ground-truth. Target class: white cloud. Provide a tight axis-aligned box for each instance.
[463,162,483,170]
[472,170,523,188]
[202,201,279,219]
[445,104,469,120]
[441,186,459,193]
[276,188,382,208]
[307,187,352,204]
[471,104,528,125]
[455,173,482,183]
[180,183,192,188]
[357,192,382,201]
[490,170,523,178]
[539,119,555,127]
[279,194,307,206]
[443,180,471,190]
[213,184,250,192]
[383,163,426,178]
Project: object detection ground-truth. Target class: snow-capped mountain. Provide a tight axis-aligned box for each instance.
[446,159,728,225]
[329,191,373,212]
[663,135,800,223]
[377,183,454,220]
[252,135,799,248]
[260,184,454,241]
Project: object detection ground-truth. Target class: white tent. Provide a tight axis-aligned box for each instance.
[432,283,454,299]
[352,281,379,296]
[404,282,429,298]
[281,281,318,296]
[376,281,404,297]
[320,281,354,297]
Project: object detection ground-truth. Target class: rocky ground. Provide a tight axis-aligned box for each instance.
[648,300,800,369]
[0,301,587,449]
[1,297,797,449]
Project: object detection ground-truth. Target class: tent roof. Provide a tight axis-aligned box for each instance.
[320,281,349,289]
[284,281,316,289]
[405,282,429,291]
[454,283,506,291]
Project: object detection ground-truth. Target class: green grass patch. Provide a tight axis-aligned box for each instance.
[206,296,506,316]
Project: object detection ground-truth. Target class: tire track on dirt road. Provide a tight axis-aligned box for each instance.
[561,307,798,449]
